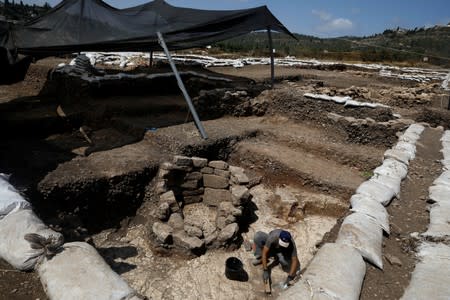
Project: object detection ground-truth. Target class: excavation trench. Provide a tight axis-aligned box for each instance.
[0,63,405,299]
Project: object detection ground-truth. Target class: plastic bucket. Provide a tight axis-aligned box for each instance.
[225,257,248,282]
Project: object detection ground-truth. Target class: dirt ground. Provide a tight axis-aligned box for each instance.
[0,57,449,299]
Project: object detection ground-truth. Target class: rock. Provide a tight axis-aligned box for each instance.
[203,188,232,206]
[173,231,204,250]
[160,191,180,213]
[231,185,250,205]
[184,225,203,238]
[183,195,203,204]
[182,188,204,197]
[181,179,201,190]
[230,169,249,185]
[385,254,403,267]
[174,155,193,167]
[203,174,229,189]
[209,160,229,170]
[192,157,208,168]
[216,215,236,229]
[156,202,170,220]
[217,223,239,242]
[185,172,203,181]
[214,169,231,179]
[218,201,242,217]
[168,213,184,230]
[157,168,170,179]
[152,222,173,244]
[327,112,343,122]
[204,231,218,245]
[155,179,168,195]
[201,167,214,174]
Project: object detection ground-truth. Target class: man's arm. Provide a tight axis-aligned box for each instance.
[262,245,270,270]
[289,255,299,277]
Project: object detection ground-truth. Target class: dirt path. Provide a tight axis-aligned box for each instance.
[360,127,443,299]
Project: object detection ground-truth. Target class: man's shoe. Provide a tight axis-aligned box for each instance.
[252,257,262,266]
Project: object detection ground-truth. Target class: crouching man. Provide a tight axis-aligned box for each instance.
[253,229,300,285]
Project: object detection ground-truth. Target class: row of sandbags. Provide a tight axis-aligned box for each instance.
[303,92,390,109]
[282,124,425,300]
[401,131,450,299]
[0,174,142,300]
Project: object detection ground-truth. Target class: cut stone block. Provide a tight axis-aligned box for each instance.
[209,161,229,170]
[181,179,201,190]
[160,190,180,213]
[173,156,193,167]
[183,195,203,204]
[192,157,208,168]
[201,167,214,174]
[185,172,203,181]
[231,185,251,205]
[214,169,231,179]
[203,174,229,189]
[203,188,231,207]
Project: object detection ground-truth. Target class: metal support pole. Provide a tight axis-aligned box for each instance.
[267,27,275,88]
[149,51,153,67]
[157,32,208,139]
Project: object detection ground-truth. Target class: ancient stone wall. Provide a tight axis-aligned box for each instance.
[151,156,252,254]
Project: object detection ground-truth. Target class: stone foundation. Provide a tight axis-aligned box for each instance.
[151,156,251,253]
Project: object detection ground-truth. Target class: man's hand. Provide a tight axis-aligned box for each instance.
[263,269,270,281]
[285,275,295,285]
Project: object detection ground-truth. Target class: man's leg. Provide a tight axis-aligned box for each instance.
[252,231,268,265]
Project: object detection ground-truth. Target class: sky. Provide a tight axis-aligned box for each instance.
[18,0,450,37]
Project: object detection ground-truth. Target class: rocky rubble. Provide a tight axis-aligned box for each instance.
[151,156,252,253]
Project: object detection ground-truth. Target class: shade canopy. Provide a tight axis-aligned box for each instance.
[4,0,293,57]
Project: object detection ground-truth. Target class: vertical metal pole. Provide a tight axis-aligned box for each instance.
[267,27,275,88]
[149,51,153,67]
[157,32,208,139]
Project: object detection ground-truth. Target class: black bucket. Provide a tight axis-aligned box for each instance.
[225,257,248,282]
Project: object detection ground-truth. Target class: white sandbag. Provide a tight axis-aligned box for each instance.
[399,131,420,144]
[384,148,411,165]
[428,185,450,204]
[282,243,366,300]
[350,194,390,234]
[441,130,450,143]
[401,243,450,300]
[393,141,416,160]
[370,174,401,196]
[441,148,450,162]
[0,176,30,219]
[405,123,425,137]
[0,209,64,271]
[433,170,450,186]
[423,202,450,237]
[373,158,408,180]
[336,212,384,269]
[441,158,450,170]
[38,242,140,300]
[356,180,396,206]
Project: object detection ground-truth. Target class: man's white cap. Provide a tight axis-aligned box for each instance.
[279,238,290,248]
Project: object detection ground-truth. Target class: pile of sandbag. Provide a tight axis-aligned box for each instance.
[281,124,425,299]
[0,174,142,300]
[0,174,63,271]
[400,132,450,298]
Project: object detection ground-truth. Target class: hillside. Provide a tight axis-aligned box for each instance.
[0,0,51,22]
[1,1,449,67]
[214,26,450,67]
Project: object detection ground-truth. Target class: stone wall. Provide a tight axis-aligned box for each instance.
[151,156,252,254]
